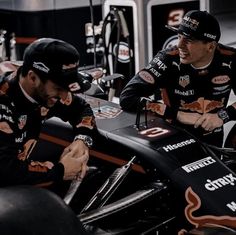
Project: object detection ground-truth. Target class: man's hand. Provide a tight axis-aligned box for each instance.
[177,111,224,132]
[177,111,202,125]
[59,140,89,180]
[194,113,223,131]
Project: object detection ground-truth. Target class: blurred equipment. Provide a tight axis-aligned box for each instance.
[0,29,7,61]
[103,0,199,68]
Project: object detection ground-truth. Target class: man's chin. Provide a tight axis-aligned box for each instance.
[180,58,191,64]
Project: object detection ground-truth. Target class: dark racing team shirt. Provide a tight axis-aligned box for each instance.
[120,44,236,146]
[0,70,96,187]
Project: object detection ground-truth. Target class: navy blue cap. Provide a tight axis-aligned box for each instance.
[23,38,91,93]
[166,10,221,42]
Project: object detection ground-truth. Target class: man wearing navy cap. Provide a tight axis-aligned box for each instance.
[0,38,96,187]
[120,10,236,147]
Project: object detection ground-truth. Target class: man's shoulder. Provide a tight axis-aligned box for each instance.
[154,46,179,61]
[217,43,236,57]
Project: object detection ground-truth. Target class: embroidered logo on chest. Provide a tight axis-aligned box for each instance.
[179,75,190,88]
[18,115,27,129]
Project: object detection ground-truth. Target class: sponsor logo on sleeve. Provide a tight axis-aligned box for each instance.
[211,75,230,84]
[152,57,167,71]
[139,71,155,84]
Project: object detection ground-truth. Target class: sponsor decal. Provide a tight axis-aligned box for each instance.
[181,98,224,113]
[139,71,155,84]
[213,85,230,91]
[213,88,231,95]
[0,113,14,123]
[15,131,27,143]
[0,104,12,114]
[139,127,169,138]
[205,173,236,191]
[175,89,194,96]
[204,33,216,40]
[76,116,95,129]
[33,62,49,73]
[180,97,203,113]
[28,161,50,172]
[60,92,72,105]
[178,187,236,234]
[172,61,180,70]
[113,42,132,63]
[18,115,27,129]
[222,61,232,69]
[152,57,167,71]
[227,201,236,212]
[204,98,224,112]
[182,15,199,31]
[179,75,190,88]
[92,105,122,119]
[149,67,161,77]
[182,156,216,173]
[146,102,166,116]
[162,138,196,152]
[211,75,230,84]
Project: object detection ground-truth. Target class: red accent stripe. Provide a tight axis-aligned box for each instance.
[15,37,37,44]
[39,133,145,174]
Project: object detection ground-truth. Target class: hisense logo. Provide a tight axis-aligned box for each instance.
[162,138,196,152]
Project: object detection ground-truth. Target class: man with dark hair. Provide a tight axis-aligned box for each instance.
[0,38,96,187]
[120,10,236,147]
[0,186,89,235]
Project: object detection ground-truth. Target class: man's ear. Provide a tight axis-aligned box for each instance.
[208,41,217,52]
[28,70,41,86]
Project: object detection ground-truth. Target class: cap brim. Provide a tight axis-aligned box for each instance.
[165,25,197,40]
[165,25,179,33]
[53,70,91,93]
[65,71,92,93]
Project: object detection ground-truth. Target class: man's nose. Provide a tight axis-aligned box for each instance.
[177,36,185,48]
